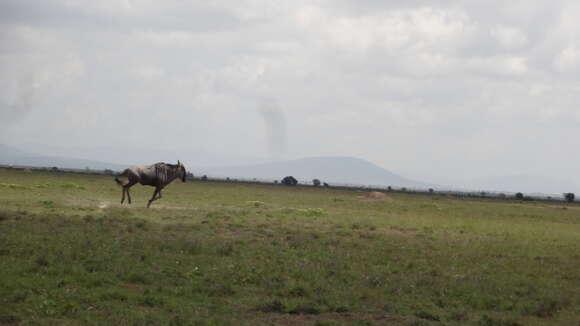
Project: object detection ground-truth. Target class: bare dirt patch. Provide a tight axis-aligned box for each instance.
[358,191,394,202]
[257,312,406,326]
[148,204,193,210]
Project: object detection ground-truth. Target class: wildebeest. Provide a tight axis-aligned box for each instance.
[115,161,187,208]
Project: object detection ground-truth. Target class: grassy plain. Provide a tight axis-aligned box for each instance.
[0,168,579,326]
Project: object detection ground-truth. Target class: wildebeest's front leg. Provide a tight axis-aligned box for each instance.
[126,186,132,204]
[147,186,161,208]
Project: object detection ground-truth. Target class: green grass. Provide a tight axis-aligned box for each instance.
[0,168,579,326]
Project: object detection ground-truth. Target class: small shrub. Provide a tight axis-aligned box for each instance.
[35,257,49,267]
[247,200,265,207]
[333,305,349,313]
[181,239,202,255]
[0,314,21,324]
[564,192,575,203]
[366,275,385,288]
[126,272,149,284]
[408,321,430,326]
[100,291,128,302]
[449,310,468,321]
[288,303,321,315]
[60,183,85,190]
[288,286,309,297]
[515,192,524,200]
[302,208,324,217]
[217,242,234,256]
[139,294,164,307]
[40,200,54,207]
[312,178,321,187]
[0,211,9,222]
[415,311,440,321]
[208,283,235,297]
[0,183,28,190]
[256,299,285,313]
[526,300,561,318]
[170,316,186,326]
[479,315,522,326]
[314,321,342,326]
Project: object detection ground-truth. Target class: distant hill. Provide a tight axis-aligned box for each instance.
[199,156,426,188]
[0,144,126,171]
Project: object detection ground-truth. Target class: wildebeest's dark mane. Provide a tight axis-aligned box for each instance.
[155,162,178,168]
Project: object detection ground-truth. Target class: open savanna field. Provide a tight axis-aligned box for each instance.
[0,168,579,326]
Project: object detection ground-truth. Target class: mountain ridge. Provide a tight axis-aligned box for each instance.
[199,156,426,188]
[0,144,126,171]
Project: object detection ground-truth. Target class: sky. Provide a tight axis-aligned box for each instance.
[2,0,580,187]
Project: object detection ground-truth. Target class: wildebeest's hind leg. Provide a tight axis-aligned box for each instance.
[124,181,137,205]
[121,187,126,204]
[147,186,161,208]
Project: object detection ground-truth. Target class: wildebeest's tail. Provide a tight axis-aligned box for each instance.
[115,169,129,186]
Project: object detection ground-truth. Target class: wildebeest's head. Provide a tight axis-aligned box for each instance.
[177,160,187,182]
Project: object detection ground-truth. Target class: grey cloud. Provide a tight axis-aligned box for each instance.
[2,1,580,189]
[0,0,247,33]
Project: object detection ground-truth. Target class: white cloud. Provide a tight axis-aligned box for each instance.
[553,45,580,71]
[491,25,528,49]
[297,6,473,53]
[466,55,529,76]
[528,84,552,96]
[133,65,165,80]
[133,30,198,48]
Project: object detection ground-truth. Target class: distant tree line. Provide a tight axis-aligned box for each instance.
[1,164,576,203]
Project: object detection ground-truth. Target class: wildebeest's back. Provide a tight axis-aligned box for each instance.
[131,165,159,186]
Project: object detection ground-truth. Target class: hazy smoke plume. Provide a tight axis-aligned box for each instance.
[258,97,287,159]
[1,76,37,127]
